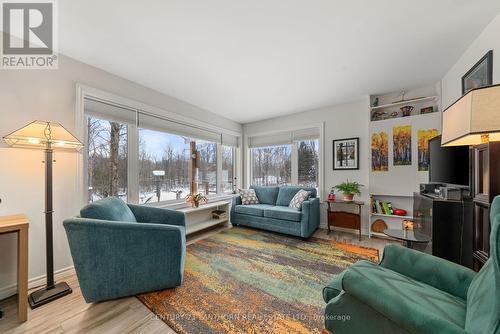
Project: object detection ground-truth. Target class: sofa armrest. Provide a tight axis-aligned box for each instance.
[300,197,320,238]
[128,204,186,227]
[380,244,476,300]
[231,195,242,217]
[323,270,346,303]
[63,218,185,302]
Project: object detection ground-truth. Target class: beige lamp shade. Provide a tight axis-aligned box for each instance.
[3,120,83,151]
[442,84,500,146]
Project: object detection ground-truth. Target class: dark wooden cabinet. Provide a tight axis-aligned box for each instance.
[413,192,473,267]
[471,142,500,270]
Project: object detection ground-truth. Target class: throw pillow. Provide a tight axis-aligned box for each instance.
[239,189,259,205]
[289,189,311,210]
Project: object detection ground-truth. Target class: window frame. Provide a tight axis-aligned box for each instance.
[246,124,324,196]
[76,84,241,206]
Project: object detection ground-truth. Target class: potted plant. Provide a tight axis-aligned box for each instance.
[186,193,208,208]
[333,180,363,201]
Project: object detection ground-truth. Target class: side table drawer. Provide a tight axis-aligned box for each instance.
[328,211,360,229]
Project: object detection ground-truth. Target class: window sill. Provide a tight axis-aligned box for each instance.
[145,193,237,210]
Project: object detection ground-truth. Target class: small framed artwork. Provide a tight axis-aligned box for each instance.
[333,137,359,170]
[462,50,493,95]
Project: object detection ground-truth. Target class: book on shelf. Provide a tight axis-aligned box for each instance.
[372,200,394,215]
[383,202,393,215]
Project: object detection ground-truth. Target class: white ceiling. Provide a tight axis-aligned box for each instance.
[59,0,500,123]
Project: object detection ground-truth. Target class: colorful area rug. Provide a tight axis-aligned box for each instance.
[138,227,378,334]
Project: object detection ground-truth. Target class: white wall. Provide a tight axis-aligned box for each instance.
[0,55,242,298]
[243,99,371,230]
[442,12,500,108]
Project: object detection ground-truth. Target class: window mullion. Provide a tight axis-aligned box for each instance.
[128,118,139,204]
[291,142,298,185]
[216,143,222,195]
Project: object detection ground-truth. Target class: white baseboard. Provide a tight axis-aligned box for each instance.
[0,266,75,301]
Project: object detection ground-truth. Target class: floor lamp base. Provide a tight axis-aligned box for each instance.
[28,282,72,309]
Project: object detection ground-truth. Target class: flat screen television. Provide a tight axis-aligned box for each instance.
[429,135,470,187]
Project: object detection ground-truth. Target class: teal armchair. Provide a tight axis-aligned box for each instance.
[324,196,500,334]
[63,197,186,303]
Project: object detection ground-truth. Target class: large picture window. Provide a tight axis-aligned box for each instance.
[221,145,235,193]
[251,145,292,186]
[196,140,217,195]
[138,129,190,204]
[249,128,320,191]
[87,117,128,202]
[84,97,239,204]
[298,139,319,188]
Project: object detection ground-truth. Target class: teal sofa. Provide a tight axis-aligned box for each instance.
[63,197,186,303]
[231,186,320,239]
[323,195,500,334]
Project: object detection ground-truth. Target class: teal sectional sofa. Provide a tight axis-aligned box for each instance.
[323,195,500,334]
[231,186,320,239]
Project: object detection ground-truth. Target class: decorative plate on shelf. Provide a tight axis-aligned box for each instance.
[371,219,388,233]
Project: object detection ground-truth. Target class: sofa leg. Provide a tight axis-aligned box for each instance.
[301,236,308,241]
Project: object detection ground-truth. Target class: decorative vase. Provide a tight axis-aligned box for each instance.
[400,106,414,117]
[194,201,200,208]
[343,193,354,201]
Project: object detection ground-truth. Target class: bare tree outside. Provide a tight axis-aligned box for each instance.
[298,140,319,188]
[138,128,192,203]
[221,146,235,193]
[196,141,217,195]
[87,117,128,202]
[251,140,319,189]
[251,145,292,186]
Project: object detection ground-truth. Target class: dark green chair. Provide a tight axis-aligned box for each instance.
[64,197,186,303]
[323,195,500,334]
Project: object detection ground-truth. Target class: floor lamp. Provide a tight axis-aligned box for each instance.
[3,121,83,308]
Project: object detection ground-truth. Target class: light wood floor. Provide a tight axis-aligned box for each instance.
[0,227,393,334]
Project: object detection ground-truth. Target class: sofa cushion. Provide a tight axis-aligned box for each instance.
[276,186,317,206]
[238,189,259,205]
[250,186,279,205]
[264,206,302,222]
[289,189,311,210]
[234,204,274,217]
[465,197,500,334]
[80,197,137,222]
[465,259,497,333]
[343,260,467,332]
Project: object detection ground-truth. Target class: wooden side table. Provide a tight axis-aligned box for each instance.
[326,200,364,240]
[0,214,29,322]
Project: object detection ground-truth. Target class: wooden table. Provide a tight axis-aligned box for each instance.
[325,200,364,240]
[0,215,29,322]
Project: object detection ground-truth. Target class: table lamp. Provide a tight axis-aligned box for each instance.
[3,121,83,308]
[441,84,500,146]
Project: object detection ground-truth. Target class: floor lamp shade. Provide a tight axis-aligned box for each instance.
[442,84,500,147]
[3,121,83,308]
[3,120,83,151]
